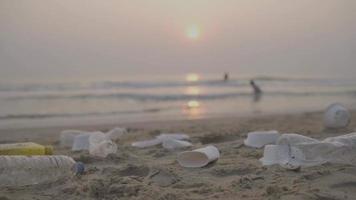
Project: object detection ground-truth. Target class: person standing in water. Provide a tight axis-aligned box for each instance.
[250,80,262,102]
[224,73,229,82]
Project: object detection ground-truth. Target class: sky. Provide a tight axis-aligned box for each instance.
[1,0,356,81]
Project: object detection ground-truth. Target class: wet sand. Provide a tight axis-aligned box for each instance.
[0,111,355,200]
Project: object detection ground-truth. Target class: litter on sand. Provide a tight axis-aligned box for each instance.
[323,103,351,129]
[177,145,220,168]
[260,132,356,169]
[244,130,280,148]
[60,127,126,157]
[132,133,192,150]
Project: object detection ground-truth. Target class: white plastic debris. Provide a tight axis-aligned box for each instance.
[260,133,356,169]
[162,139,192,150]
[157,133,190,141]
[69,131,117,157]
[177,145,220,168]
[89,140,117,158]
[72,133,91,151]
[132,138,162,148]
[105,127,128,141]
[244,130,280,148]
[60,130,86,148]
[131,133,190,149]
[324,103,351,128]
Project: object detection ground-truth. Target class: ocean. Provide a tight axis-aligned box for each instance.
[0,74,355,129]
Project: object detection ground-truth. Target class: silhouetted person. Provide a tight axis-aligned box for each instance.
[250,80,262,102]
[224,73,229,82]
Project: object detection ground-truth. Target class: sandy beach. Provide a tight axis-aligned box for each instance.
[0,111,355,200]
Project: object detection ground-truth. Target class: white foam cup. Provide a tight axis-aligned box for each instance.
[244,130,280,148]
[177,145,220,168]
[324,103,351,128]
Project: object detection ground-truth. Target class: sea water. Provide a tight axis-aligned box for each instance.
[0,74,355,129]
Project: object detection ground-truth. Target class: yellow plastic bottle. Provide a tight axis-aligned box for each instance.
[0,142,53,155]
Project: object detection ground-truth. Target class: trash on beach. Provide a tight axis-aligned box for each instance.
[131,133,191,150]
[323,103,351,129]
[61,127,125,157]
[260,133,356,169]
[132,138,162,148]
[105,127,128,141]
[0,142,53,155]
[0,155,84,187]
[177,145,220,168]
[162,139,193,151]
[244,130,280,148]
[72,133,92,151]
[71,131,117,157]
[60,130,87,148]
[89,132,117,157]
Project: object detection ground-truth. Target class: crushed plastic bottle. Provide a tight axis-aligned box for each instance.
[260,133,356,169]
[0,155,84,187]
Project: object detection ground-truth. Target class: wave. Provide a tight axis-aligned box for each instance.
[5,90,356,102]
[0,107,170,120]
[3,76,355,92]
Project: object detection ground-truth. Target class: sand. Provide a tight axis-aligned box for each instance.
[0,111,356,200]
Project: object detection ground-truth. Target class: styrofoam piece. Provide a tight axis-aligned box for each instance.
[162,139,192,150]
[177,145,220,168]
[324,103,351,128]
[244,130,280,148]
[60,130,86,148]
[105,127,127,141]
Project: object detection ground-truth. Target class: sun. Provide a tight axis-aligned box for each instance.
[186,25,200,39]
[186,73,200,82]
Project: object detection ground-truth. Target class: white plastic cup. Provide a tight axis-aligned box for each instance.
[260,145,281,166]
[244,130,280,148]
[60,130,86,148]
[72,133,91,151]
[324,103,351,129]
[177,145,220,168]
[162,139,192,150]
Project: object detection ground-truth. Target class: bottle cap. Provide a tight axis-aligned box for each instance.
[45,146,54,155]
[73,162,85,175]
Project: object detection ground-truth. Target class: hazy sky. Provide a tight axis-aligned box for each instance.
[1,0,356,81]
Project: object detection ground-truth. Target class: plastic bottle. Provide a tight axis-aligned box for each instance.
[0,142,53,155]
[0,155,84,187]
